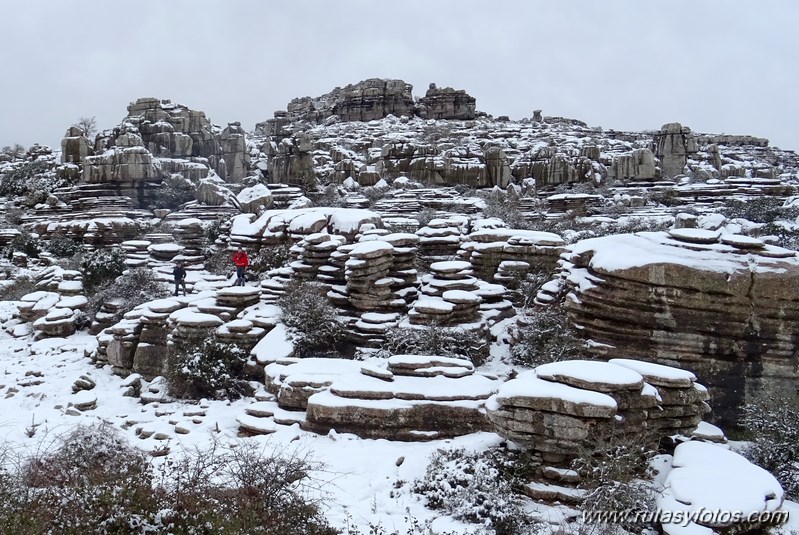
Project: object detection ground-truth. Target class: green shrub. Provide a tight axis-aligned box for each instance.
[150,174,196,210]
[378,323,489,366]
[720,197,799,224]
[3,230,42,259]
[277,280,345,357]
[0,424,337,534]
[168,334,253,400]
[0,275,37,301]
[80,247,126,293]
[572,437,657,534]
[510,305,583,368]
[44,236,84,258]
[249,243,292,275]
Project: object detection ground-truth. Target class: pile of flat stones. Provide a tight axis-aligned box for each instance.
[486,358,710,464]
[409,260,482,326]
[215,319,266,352]
[301,354,499,440]
[415,218,466,258]
[289,233,346,282]
[458,228,566,281]
[342,241,405,312]
[171,218,205,262]
[121,240,152,268]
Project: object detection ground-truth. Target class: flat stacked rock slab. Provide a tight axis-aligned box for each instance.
[486,359,709,461]
[303,354,498,440]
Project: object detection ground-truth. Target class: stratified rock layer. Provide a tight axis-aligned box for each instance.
[552,230,799,426]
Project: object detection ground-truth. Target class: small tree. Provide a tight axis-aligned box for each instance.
[88,268,170,317]
[510,304,583,368]
[379,323,489,366]
[72,116,97,139]
[413,446,542,535]
[0,144,25,160]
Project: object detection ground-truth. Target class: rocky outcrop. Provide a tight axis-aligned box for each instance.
[263,134,315,187]
[255,79,478,134]
[609,148,657,180]
[654,122,698,177]
[302,354,498,440]
[417,83,476,120]
[547,229,799,427]
[220,122,249,181]
[486,359,709,458]
[60,127,93,164]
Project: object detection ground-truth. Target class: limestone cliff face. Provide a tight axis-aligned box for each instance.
[551,230,799,427]
[654,122,698,177]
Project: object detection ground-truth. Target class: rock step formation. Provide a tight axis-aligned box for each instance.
[292,354,498,440]
[486,359,710,468]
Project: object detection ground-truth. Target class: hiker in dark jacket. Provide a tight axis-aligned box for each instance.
[173,261,187,296]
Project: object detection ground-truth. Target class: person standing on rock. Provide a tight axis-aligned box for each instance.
[232,246,249,286]
[172,260,187,296]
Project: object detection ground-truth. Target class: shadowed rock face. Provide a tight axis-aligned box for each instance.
[552,230,799,428]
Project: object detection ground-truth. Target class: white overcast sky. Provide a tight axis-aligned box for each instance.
[1,0,797,152]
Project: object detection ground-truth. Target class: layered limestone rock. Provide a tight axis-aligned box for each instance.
[417,83,476,120]
[302,354,498,440]
[548,229,799,426]
[60,126,93,164]
[220,122,249,181]
[458,228,566,281]
[609,148,657,181]
[486,359,709,459]
[263,134,315,187]
[654,122,698,177]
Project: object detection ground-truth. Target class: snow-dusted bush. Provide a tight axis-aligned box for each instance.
[249,243,292,276]
[413,447,542,535]
[5,423,156,534]
[168,334,253,400]
[278,280,345,357]
[88,268,170,317]
[510,305,582,368]
[572,437,657,534]
[480,188,529,230]
[80,247,126,292]
[741,395,799,499]
[0,425,336,534]
[3,229,42,259]
[720,197,799,224]
[44,235,83,258]
[379,324,488,366]
[0,274,37,302]
[312,183,347,208]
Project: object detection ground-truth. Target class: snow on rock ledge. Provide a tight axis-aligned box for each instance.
[658,441,785,534]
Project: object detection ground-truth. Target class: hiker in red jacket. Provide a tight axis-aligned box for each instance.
[232,246,249,286]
